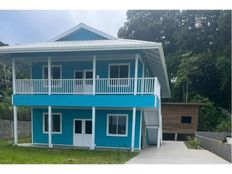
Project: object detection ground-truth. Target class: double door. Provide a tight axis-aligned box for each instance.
[73,119,92,147]
[74,70,93,94]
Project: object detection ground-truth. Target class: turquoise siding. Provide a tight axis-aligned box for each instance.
[33,108,141,149]
[57,28,108,41]
[13,94,158,108]
[32,59,138,79]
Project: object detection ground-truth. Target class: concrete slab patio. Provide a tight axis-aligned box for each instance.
[127,141,229,164]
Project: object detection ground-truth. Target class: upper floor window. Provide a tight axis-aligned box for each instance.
[181,116,192,124]
[109,64,129,79]
[43,65,62,79]
[109,64,130,86]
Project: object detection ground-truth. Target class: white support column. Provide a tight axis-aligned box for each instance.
[12,58,16,95]
[139,108,143,150]
[91,106,96,150]
[48,106,52,148]
[13,106,18,145]
[134,54,139,95]
[131,107,136,151]
[157,128,160,148]
[93,55,96,95]
[48,57,51,95]
[141,62,145,95]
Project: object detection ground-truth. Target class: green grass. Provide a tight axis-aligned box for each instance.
[184,141,202,149]
[0,137,138,164]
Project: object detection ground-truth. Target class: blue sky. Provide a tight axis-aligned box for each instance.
[0,10,127,45]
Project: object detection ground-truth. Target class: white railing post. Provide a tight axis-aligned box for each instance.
[134,54,139,95]
[154,77,157,96]
[93,55,96,95]
[141,63,145,95]
[48,57,51,95]
[12,58,16,94]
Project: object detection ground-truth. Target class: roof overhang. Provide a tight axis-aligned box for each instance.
[0,39,171,98]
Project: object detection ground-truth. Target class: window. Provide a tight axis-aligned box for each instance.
[109,64,129,86]
[181,116,192,124]
[43,65,61,86]
[85,120,92,134]
[43,113,62,133]
[107,114,128,136]
[43,66,61,80]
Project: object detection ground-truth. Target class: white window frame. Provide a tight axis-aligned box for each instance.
[43,112,62,134]
[108,63,130,87]
[42,65,62,87]
[106,114,128,137]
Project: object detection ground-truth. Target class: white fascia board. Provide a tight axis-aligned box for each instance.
[0,43,161,54]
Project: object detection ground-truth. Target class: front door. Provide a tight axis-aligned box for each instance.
[74,70,93,94]
[73,119,92,147]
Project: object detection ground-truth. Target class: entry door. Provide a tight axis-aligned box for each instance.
[74,70,93,94]
[73,119,92,147]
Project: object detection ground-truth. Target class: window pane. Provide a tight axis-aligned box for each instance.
[119,65,129,78]
[118,116,127,135]
[53,114,61,132]
[75,120,82,134]
[44,67,48,79]
[75,72,83,79]
[181,116,192,124]
[85,120,92,134]
[85,71,93,85]
[109,116,117,134]
[44,114,48,132]
[52,67,61,79]
[110,65,119,78]
[85,71,93,79]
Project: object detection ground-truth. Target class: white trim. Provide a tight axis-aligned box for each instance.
[48,57,51,95]
[139,109,143,150]
[106,114,128,137]
[108,63,130,87]
[12,58,16,95]
[131,107,136,151]
[31,107,33,144]
[134,54,139,95]
[13,105,17,145]
[43,112,62,134]
[91,107,95,150]
[49,23,117,41]
[93,55,96,95]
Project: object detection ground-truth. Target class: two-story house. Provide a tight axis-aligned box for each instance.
[0,23,170,151]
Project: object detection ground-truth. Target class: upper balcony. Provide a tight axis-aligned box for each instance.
[15,77,160,98]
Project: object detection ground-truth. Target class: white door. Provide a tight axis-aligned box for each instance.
[73,119,92,147]
[74,70,93,94]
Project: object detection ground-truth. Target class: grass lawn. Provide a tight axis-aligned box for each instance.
[0,137,138,164]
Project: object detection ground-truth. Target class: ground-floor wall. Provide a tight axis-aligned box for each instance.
[32,107,142,149]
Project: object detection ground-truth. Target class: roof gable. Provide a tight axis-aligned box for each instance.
[50,23,116,41]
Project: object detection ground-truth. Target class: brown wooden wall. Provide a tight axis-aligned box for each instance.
[161,103,200,134]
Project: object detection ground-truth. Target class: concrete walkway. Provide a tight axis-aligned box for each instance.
[127,141,229,164]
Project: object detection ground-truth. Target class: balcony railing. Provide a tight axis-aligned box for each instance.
[15,77,160,95]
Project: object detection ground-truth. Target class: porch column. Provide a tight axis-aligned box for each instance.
[141,62,145,94]
[13,106,18,145]
[48,57,51,95]
[91,106,96,150]
[48,106,53,148]
[12,58,18,145]
[134,54,139,95]
[131,107,136,151]
[12,58,16,95]
[93,55,96,95]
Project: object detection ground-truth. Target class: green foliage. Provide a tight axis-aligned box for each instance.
[0,138,138,164]
[186,136,200,149]
[216,120,231,132]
